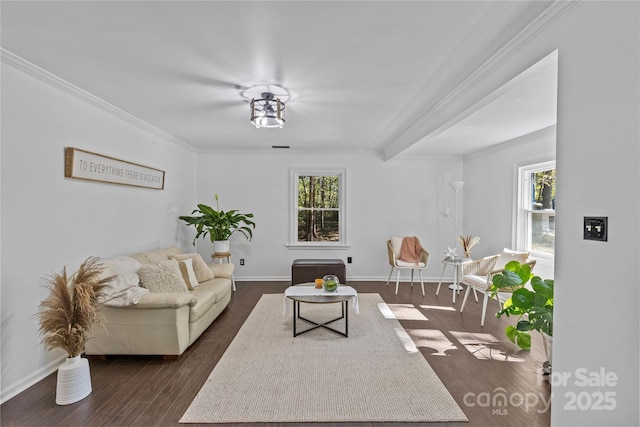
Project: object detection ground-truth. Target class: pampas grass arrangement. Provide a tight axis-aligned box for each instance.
[38,256,114,358]
[458,235,480,257]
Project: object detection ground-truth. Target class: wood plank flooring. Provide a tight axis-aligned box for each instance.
[1,281,551,426]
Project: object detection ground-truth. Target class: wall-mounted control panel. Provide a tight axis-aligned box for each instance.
[584,217,608,241]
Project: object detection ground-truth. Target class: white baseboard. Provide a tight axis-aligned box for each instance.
[1,355,65,404]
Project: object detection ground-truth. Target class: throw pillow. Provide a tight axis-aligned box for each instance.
[177,257,199,290]
[138,259,189,293]
[494,248,530,271]
[390,236,403,258]
[169,253,215,283]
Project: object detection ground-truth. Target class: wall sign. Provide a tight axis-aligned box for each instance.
[64,147,165,190]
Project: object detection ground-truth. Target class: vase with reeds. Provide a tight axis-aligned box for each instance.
[458,235,480,259]
[37,257,114,405]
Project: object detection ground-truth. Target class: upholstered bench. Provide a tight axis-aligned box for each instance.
[291,259,346,285]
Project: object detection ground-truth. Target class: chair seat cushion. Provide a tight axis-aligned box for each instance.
[396,260,426,268]
[461,274,491,290]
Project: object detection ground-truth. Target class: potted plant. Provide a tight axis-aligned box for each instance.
[37,256,114,405]
[490,260,554,373]
[179,194,256,253]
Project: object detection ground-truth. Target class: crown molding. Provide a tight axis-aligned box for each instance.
[1,48,197,153]
[383,0,582,161]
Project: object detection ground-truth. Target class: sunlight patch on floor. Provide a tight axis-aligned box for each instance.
[419,304,456,312]
[377,302,396,319]
[394,326,419,353]
[450,331,525,362]
[405,329,458,356]
[385,303,429,320]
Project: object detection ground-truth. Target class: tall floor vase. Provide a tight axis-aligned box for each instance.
[56,355,92,405]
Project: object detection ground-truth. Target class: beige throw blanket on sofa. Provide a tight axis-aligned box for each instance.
[399,236,424,263]
[98,256,150,307]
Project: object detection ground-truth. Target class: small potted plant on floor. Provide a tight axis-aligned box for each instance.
[490,261,554,373]
[179,194,256,253]
[37,256,114,404]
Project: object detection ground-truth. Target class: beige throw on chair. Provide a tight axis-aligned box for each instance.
[386,236,430,296]
[399,236,424,263]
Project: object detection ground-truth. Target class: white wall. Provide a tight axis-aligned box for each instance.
[0,59,198,402]
[192,151,463,281]
[464,126,556,279]
[460,2,639,425]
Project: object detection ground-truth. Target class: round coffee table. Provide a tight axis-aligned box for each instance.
[284,283,357,337]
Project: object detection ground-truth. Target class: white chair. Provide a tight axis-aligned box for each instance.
[386,237,430,296]
[459,249,536,327]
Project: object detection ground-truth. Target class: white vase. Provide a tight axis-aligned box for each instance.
[213,240,230,254]
[542,333,553,374]
[56,355,92,405]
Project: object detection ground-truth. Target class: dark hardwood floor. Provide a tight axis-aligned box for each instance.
[1,281,551,427]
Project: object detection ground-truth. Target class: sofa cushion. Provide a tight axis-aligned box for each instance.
[209,263,234,279]
[138,259,189,293]
[170,253,215,282]
[189,278,231,323]
[132,246,182,264]
[177,257,199,290]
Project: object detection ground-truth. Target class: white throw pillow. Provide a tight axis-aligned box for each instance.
[494,248,530,271]
[390,236,403,258]
[177,257,199,290]
[169,253,215,282]
[138,259,189,293]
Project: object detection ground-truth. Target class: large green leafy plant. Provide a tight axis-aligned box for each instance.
[490,261,554,350]
[179,195,256,245]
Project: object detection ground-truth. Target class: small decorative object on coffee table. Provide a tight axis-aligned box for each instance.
[322,275,339,292]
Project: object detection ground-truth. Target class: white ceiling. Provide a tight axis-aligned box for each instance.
[1,1,558,159]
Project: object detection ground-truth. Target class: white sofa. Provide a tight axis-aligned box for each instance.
[85,246,233,358]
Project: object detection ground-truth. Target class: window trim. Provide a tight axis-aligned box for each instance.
[288,167,349,249]
[513,157,556,261]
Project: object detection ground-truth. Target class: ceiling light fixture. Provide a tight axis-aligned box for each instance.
[250,92,285,129]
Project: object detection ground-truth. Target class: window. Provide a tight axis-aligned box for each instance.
[289,168,347,247]
[516,160,556,257]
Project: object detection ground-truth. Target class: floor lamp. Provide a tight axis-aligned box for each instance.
[448,181,465,291]
[449,181,465,239]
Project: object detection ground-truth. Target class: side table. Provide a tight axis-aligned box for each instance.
[435,257,473,304]
[212,251,235,291]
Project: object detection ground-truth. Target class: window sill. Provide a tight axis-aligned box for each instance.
[286,243,351,250]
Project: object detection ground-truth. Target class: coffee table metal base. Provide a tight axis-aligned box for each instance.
[293,300,349,337]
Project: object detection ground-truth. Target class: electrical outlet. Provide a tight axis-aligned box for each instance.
[347,256,352,264]
[240,258,245,266]
[584,217,607,241]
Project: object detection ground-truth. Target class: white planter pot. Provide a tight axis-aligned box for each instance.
[213,240,230,254]
[542,333,553,374]
[56,355,92,405]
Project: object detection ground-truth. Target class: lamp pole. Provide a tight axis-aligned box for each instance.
[449,181,465,243]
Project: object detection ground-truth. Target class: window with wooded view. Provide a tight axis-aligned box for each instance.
[297,175,340,242]
[517,161,556,256]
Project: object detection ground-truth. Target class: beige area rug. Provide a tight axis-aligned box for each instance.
[180,293,468,423]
